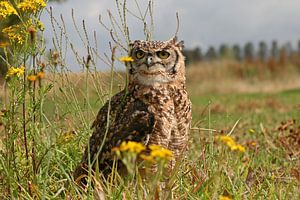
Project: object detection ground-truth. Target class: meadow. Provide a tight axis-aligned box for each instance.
[1,0,300,199]
[1,60,300,199]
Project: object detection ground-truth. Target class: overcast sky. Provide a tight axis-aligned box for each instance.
[42,0,300,70]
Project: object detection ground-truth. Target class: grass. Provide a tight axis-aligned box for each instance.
[1,0,300,199]
[2,66,300,199]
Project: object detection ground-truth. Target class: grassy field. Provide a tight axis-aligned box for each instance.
[1,0,299,198]
[0,61,300,199]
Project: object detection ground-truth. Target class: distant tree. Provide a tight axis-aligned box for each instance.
[192,47,203,62]
[279,46,288,66]
[283,42,293,60]
[205,46,218,61]
[183,47,202,65]
[232,44,242,61]
[244,42,255,62]
[258,41,268,62]
[219,44,232,59]
[271,40,279,60]
[298,40,300,55]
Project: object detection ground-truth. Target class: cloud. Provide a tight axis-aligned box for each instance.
[42,0,300,70]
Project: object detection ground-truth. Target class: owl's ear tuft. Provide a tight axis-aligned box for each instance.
[128,41,138,53]
[176,40,184,50]
[169,37,184,50]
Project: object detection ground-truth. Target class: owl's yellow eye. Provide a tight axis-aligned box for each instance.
[135,50,145,59]
[157,51,170,59]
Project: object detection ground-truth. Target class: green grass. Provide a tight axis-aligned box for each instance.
[186,88,300,199]
[1,70,300,199]
[1,0,299,198]
[191,88,300,128]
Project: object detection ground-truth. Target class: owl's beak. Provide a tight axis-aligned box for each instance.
[147,57,154,66]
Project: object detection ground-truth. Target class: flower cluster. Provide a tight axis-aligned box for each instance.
[0,1,17,19]
[6,66,25,79]
[2,24,26,44]
[113,141,174,163]
[27,68,46,83]
[17,0,46,13]
[216,135,246,153]
[1,0,46,44]
[113,141,146,154]
[145,144,173,162]
[119,56,134,63]
[219,195,232,200]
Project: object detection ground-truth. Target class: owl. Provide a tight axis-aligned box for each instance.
[73,37,192,184]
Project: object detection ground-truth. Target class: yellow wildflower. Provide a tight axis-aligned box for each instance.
[2,19,36,44]
[27,75,37,82]
[217,135,235,145]
[61,131,76,142]
[2,24,26,44]
[119,56,134,63]
[0,41,10,48]
[17,0,46,13]
[219,195,232,200]
[140,154,155,163]
[149,144,173,160]
[115,141,145,154]
[231,144,246,153]
[37,20,44,31]
[0,1,17,19]
[6,66,25,79]
[37,71,45,79]
[216,135,246,153]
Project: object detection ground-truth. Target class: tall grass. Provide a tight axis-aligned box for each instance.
[0,0,299,199]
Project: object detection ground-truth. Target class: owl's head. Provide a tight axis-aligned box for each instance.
[127,37,185,86]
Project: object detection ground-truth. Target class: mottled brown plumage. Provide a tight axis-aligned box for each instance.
[74,37,192,183]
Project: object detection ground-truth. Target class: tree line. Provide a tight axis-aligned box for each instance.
[183,40,300,66]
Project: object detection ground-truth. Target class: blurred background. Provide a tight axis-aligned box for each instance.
[39,0,300,71]
[2,0,300,73]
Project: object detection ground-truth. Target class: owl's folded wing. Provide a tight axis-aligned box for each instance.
[73,90,154,182]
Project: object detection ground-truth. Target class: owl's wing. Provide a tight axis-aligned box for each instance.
[73,90,155,182]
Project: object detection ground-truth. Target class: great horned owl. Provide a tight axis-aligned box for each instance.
[74,37,192,183]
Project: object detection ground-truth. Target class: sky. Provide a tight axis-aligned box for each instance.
[41,0,300,70]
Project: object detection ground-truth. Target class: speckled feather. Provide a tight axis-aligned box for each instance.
[73,90,155,182]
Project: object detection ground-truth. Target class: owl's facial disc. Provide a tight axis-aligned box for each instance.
[130,48,176,85]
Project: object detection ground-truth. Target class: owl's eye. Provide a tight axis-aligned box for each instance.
[135,50,145,59]
[157,50,170,59]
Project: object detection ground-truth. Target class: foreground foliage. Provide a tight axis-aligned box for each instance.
[0,0,299,199]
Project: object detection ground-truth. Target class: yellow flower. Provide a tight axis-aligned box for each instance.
[17,0,46,13]
[119,56,134,63]
[37,71,45,79]
[0,41,10,48]
[219,195,232,200]
[217,135,235,145]
[61,131,76,142]
[2,24,27,44]
[230,144,246,153]
[216,135,246,153]
[149,144,173,160]
[27,75,37,82]
[37,20,44,31]
[115,141,146,154]
[2,19,36,44]
[140,154,155,163]
[0,1,17,19]
[6,66,25,79]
